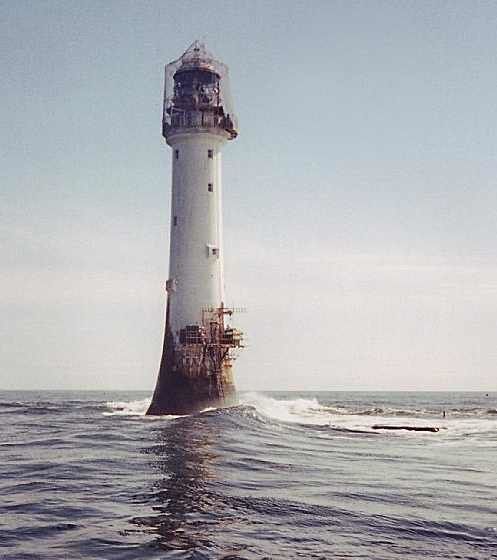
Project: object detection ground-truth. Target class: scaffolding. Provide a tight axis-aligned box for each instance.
[175,306,244,377]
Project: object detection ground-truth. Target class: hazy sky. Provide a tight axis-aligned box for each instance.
[1,1,496,391]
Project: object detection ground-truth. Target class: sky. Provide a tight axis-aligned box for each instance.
[1,0,496,391]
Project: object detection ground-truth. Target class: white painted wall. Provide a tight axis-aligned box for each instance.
[166,131,228,337]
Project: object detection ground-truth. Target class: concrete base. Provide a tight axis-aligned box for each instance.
[147,305,237,416]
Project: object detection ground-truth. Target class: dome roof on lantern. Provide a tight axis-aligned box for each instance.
[174,40,225,77]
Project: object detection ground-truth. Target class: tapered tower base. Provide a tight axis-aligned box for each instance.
[147,366,237,416]
[146,304,239,415]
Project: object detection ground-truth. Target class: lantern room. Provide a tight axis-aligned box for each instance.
[162,41,238,140]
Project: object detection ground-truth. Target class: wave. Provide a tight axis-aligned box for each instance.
[0,401,24,409]
[239,393,412,433]
[240,393,433,426]
[104,398,152,416]
[100,392,497,439]
[103,398,184,419]
[240,393,330,425]
[0,399,105,416]
[239,394,497,439]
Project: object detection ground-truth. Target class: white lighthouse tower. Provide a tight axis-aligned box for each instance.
[147,42,243,415]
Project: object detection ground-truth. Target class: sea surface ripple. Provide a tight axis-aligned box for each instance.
[1,390,496,559]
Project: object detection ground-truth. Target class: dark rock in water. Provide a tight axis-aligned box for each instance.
[372,424,440,433]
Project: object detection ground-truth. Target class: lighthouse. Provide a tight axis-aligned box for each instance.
[147,42,243,415]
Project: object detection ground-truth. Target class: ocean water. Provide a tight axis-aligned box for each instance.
[1,391,496,559]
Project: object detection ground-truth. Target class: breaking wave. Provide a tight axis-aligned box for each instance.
[99,392,497,440]
[104,398,152,416]
[240,393,330,425]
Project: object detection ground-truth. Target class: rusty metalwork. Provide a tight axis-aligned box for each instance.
[176,306,244,378]
[147,305,243,415]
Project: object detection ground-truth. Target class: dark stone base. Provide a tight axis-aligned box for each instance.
[147,365,237,415]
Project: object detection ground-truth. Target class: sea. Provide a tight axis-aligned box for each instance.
[1,390,496,560]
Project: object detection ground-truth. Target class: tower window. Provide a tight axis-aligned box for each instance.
[208,183,213,192]
[206,244,219,257]
[175,149,179,160]
[173,216,178,226]
[208,149,213,159]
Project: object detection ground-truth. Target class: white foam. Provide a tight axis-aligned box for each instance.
[104,398,161,417]
[240,393,497,438]
[101,393,497,439]
[103,398,203,419]
[241,392,381,431]
[240,393,331,426]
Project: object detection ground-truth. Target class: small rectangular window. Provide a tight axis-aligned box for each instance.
[206,244,219,258]
[175,149,179,160]
[208,183,213,192]
[208,149,213,159]
[173,216,178,226]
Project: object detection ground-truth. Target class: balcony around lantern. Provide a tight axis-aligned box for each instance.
[163,108,237,140]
